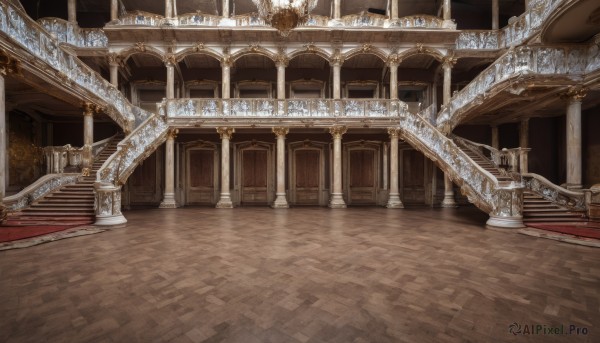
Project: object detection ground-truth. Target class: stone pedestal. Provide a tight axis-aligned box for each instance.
[441,176,458,208]
[94,183,127,225]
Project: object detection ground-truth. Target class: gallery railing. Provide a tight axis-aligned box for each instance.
[37,17,108,48]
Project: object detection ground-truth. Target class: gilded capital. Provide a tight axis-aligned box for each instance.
[275,54,289,68]
[564,86,587,102]
[387,127,402,139]
[442,55,457,69]
[83,102,100,116]
[0,50,21,76]
[221,55,233,68]
[107,52,122,67]
[387,54,401,67]
[217,127,235,140]
[330,50,344,67]
[272,127,289,137]
[329,126,347,139]
[163,54,177,67]
[167,128,179,140]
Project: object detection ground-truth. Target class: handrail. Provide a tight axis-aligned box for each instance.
[452,135,524,179]
[522,173,586,211]
[3,174,80,211]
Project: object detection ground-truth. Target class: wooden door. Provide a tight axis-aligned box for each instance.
[349,150,377,204]
[402,149,426,204]
[294,150,320,205]
[186,149,216,205]
[241,149,268,204]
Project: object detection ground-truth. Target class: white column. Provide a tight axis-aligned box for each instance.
[388,57,399,100]
[331,57,342,99]
[111,0,118,21]
[566,88,586,189]
[334,0,341,19]
[492,0,500,30]
[329,126,346,208]
[165,56,175,99]
[0,74,5,201]
[82,103,95,176]
[276,59,287,100]
[272,127,289,209]
[160,129,178,208]
[216,127,234,208]
[68,0,77,24]
[108,53,120,87]
[221,59,231,99]
[382,142,388,191]
[223,0,230,18]
[387,128,403,208]
[165,0,173,18]
[443,0,451,20]
[519,119,529,173]
[391,0,398,20]
[441,56,458,207]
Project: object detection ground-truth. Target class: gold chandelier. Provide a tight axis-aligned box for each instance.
[252,0,318,36]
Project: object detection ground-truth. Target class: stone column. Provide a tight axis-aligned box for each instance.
[331,54,343,99]
[221,58,231,99]
[276,57,287,100]
[329,126,347,208]
[108,53,120,87]
[443,0,451,20]
[388,56,399,100]
[165,55,175,99]
[519,118,529,173]
[387,128,403,208]
[391,0,398,21]
[382,142,388,191]
[160,129,178,208]
[111,0,118,21]
[272,127,289,209]
[68,0,77,24]
[165,0,173,18]
[491,125,499,149]
[565,88,586,189]
[82,103,95,176]
[216,127,234,208]
[0,73,4,202]
[223,0,230,18]
[492,0,500,30]
[441,56,458,207]
[334,0,341,19]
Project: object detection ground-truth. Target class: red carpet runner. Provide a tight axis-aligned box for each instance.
[526,222,600,240]
[0,225,80,243]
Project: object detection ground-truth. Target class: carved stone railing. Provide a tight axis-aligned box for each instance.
[0,2,151,132]
[37,17,108,48]
[402,105,524,228]
[42,135,115,174]
[233,13,266,27]
[522,173,587,211]
[2,174,80,211]
[456,0,566,50]
[94,113,169,225]
[436,45,589,132]
[392,15,449,29]
[178,12,220,26]
[117,11,164,26]
[452,135,529,176]
[164,98,408,120]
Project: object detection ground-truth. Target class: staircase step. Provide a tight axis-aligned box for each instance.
[15,212,95,217]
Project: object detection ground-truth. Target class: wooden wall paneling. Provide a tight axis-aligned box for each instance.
[128,146,163,206]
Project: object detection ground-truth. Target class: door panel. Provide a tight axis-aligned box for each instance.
[402,150,425,204]
[295,150,320,204]
[349,150,376,204]
[187,149,215,204]
[242,150,268,204]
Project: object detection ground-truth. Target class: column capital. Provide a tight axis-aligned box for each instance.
[217,127,235,140]
[167,128,179,140]
[272,127,289,138]
[107,52,123,67]
[329,51,344,67]
[329,126,347,139]
[0,50,21,76]
[221,55,233,68]
[275,54,289,68]
[442,55,457,69]
[562,86,587,102]
[83,102,101,116]
[163,53,177,67]
[387,127,402,138]
[387,54,401,67]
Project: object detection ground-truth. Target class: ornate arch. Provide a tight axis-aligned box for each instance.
[118,43,165,63]
[230,45,278,63]
[288,45,331,63]
[397,45,445,63]
[343,44,388,63]
[175,44,223,63]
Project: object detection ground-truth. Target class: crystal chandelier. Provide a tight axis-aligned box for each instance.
[252,0,318,36]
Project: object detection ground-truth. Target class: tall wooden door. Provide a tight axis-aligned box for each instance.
[401,149,426,204]
[348,149,377,204]
[241,149,268,204]
[294,149,320,205]
[186,149,216,205]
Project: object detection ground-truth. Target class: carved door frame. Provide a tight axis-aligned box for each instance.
[288,140,328,206]
[343,141,381,205]
[182,140,219,205]
[233,141,275,206]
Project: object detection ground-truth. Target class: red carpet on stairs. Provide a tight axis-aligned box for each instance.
[0,225,81,243]
[526,222,600,240]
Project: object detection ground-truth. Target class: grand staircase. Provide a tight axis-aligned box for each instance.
[453,137,588,224]
[2,134,123,227]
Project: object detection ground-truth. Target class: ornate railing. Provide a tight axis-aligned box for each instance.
[37,17,108,48]
[402,105,524,226]
[2,174,80,211]
[522,173,586,211]
[436,45,588,132]
[118,11,164,26]
[452,135,529,175]
[42,135,115,174]
[178,12,220,26]
[0,2,151,132]
[456,31,502,50]
[163,98,408,119]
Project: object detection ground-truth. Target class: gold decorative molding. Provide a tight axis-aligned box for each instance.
[167,128,179,140]
[134,42,146,52]
[387,54,401,67]
[272,127,289,137]
[106,52,122,67]
[563,86,587,102]
[217,127,235,140]
[221,55,233,68]
[387,127,402,138]
[442,54,458,68]
[82,102,101,116]
[0,50,21,76]
[193,42,205,52]
[275,54,289,67]
[163,53,177,66]
[329,126,347,139]
[330,49,344,67]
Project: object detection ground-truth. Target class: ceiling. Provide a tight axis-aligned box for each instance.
[542,0,600,43]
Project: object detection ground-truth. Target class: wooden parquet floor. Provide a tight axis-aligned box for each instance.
[1,207,599,343]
